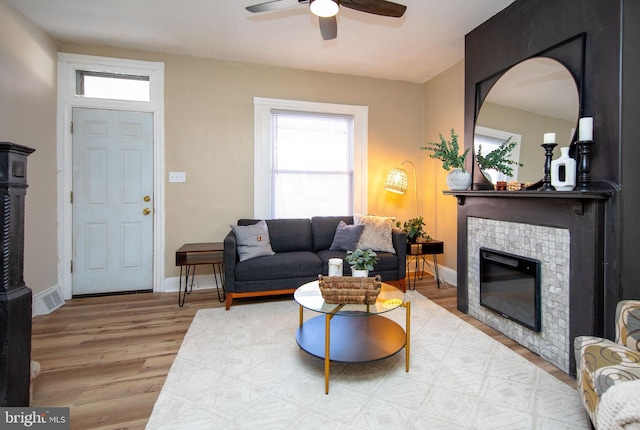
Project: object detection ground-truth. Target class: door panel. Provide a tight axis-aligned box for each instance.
[72,108,154,295]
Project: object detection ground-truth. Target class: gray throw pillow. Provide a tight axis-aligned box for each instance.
[329,221,365,251]
[230,220,275,262]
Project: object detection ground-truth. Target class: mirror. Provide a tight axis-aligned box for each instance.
[474,57,580,185]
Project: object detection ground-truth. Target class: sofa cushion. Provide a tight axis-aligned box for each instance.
[311,216,354,251]
[354,213,396,254]
[329,221,364,251]
[230,220,275,262]
[267,219,312,252]
[235,251,322,281]
[238,218,312,253]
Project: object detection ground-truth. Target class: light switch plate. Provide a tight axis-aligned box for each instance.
[169,171,186,182]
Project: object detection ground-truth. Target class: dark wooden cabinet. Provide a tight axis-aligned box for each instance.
[0,142,35,406]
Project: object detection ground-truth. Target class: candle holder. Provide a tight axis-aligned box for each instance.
[576,140,594,190]
[539,143,557,191]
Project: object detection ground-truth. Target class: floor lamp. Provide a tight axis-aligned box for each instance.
[384,160,418,218]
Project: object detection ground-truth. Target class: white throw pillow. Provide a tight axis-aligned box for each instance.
[230,220,275,262]
[354,213,395,254]
[596,379,640,430]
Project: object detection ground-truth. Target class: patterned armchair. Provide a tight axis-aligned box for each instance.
[574,300,640,426]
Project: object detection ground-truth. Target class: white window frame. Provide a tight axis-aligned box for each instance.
[253,97,368,219]
[57,53,165,298]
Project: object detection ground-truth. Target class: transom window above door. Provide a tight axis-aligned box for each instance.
[75,70,150,102]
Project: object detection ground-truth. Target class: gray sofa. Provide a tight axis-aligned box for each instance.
[223,216,407,309]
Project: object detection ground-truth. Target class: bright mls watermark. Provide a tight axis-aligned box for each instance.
[1,408,69,429]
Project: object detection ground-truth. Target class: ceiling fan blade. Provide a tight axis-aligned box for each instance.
[319,16,338,40]
[340,0,407,18]
[246,0,309,13]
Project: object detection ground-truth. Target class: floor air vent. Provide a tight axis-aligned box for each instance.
[35,287,65,315]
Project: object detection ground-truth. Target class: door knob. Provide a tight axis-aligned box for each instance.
[144,195,151,202]
[143,208,151,215]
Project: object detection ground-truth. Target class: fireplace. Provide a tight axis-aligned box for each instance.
[467,217,571,372]
[479,248,541,332]
[451,192,608,376]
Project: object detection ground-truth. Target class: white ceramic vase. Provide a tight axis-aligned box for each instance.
[551,147,577,191]
[446,168,472,191]
[351,268,369,277]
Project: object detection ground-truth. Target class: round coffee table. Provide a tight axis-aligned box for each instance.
[294,280,410,394]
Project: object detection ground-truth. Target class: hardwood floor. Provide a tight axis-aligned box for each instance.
[30,276,575,429]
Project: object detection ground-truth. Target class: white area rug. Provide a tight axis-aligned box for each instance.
[146,291,589,429]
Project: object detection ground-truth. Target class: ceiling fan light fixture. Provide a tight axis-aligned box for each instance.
[310,0,339,18]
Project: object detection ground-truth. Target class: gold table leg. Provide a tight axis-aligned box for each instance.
[323,305,343,394]
[299,305,303,327]
[325,313,331,394]
[402,301,411,371]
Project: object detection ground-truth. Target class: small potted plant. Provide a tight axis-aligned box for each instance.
[421,128,472,190]
[345,248,378,277]
[396,217,431,243]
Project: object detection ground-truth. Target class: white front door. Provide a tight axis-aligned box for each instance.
[72,108,154,295]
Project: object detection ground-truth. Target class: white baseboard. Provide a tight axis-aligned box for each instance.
[437,265,457,287]
[407,261,457,287]
[162,273,224,293]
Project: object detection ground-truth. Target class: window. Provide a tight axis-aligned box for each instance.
[254,98,368,219]
[272,111,353,218]
[75,70,150,102]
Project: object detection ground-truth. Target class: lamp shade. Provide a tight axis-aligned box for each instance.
[384,167,408,194]
[310,0,339,17]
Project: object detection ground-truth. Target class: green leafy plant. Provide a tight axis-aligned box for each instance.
[345,248,378,271]
[421,128,470,171]
[476,137,524,177]
[396,217,431,242]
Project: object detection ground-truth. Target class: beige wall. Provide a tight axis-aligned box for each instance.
[0,0,58,297]
[423,61,465,271]
[3,1,466,296]
[59,43,427,279]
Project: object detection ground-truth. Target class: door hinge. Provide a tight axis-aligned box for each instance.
[70,260,73,273]
[70,121,73,134]
[70,191,73,204]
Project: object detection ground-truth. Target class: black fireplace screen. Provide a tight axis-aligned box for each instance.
[479,248,541,332]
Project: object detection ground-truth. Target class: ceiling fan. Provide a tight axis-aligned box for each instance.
[245,0,407,41]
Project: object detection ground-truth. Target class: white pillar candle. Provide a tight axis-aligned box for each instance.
[328,258,343,276]
[579,117,593,141]
[543,133,556,144]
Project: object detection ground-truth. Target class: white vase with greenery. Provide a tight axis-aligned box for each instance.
[446,168,473,191]
[421,128,471,191]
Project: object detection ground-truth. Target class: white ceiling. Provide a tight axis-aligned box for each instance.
[8,0,515,83]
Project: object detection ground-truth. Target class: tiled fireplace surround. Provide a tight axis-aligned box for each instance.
[454,194,608,376]
[467,217,571,372]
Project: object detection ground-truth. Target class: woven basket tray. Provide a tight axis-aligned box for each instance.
[318,274,382,304]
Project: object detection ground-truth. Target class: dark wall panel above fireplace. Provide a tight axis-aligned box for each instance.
[463,0,640,346]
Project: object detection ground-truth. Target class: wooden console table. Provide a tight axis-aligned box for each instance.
[406,240,444,290]
[175,242,225,306]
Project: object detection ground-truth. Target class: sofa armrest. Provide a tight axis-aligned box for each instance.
[223,230,238,292]
[392,229,407,279]
[616,300,640,351]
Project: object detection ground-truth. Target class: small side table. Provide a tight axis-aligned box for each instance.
[175,242,225,306]
[406,240,444,290]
